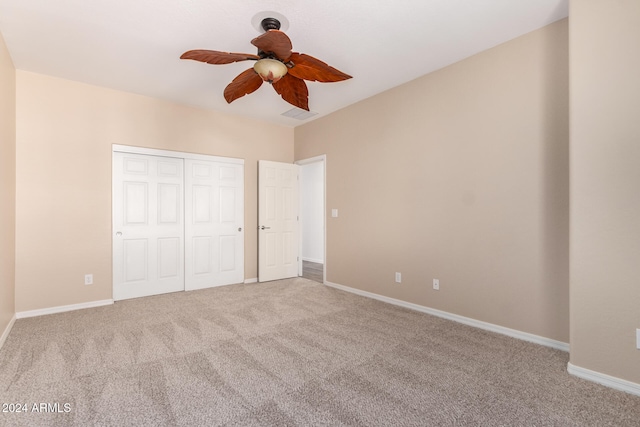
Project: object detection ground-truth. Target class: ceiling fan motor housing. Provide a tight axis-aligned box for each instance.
[261,18,281,31]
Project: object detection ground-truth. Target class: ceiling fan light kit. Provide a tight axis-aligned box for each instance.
[180,16,352,111]
[253,58,288,83]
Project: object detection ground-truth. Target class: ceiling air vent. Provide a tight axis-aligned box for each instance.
[281,108,318,120]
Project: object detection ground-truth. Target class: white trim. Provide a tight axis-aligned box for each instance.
[568,362,640,397]
[244,278,258,284]
[112,144,244,165]
[296,155,326,166]
[0,315,16,350]
[324,281,570,352]
[302,257,324,264]
[16,300,114,319]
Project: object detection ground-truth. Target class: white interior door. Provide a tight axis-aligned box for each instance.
[258,160,299,282]
[185,159,244,290]
[113,152,184,300]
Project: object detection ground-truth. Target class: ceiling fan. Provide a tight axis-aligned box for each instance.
[180,17,352,111]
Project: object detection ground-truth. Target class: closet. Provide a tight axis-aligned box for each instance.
[112,146,244,300]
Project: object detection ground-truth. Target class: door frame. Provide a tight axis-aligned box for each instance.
[295,155,327,283]
[112,144,245,297]
[113,145,244,165]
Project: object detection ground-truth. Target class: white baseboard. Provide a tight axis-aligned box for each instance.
[244,278,258,284]
[568,362,640,397]
[0,314,16,350]
[16,299,114,319]
[324,281,570,352]
[302,257,324,264]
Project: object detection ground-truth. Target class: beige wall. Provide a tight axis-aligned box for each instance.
[15,71,293,312]
[570,1,640,383]
[0,33,16,335]
[296,20,570,342]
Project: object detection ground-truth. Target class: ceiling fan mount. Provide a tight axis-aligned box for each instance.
[180,16,352,111]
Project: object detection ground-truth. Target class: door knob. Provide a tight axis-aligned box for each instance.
[238,227,242,232]
[259,226,271,230]
[116,232,122,237]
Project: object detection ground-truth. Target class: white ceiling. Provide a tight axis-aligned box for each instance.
[0,0,568,128]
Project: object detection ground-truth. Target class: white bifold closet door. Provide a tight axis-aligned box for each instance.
[113,152,185,300]
[113,150,244,301]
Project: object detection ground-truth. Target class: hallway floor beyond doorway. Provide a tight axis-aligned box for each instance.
[302,261,323,283]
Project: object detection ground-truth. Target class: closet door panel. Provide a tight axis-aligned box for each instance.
[185,159,244,290]
[113,152,184,300]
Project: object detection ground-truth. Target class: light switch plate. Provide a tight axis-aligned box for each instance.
[636,329,640,350]
[332,209,338,218]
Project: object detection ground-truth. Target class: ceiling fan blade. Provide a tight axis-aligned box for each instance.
[224,69,264,103]
[287,53,352,82]
[272,74,309,111]
[251,30,293,61]
[180,50,260,65]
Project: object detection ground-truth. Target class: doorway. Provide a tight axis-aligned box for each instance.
[297,156,326,284]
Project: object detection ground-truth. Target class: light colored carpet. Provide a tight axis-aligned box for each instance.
[1,278,639,426]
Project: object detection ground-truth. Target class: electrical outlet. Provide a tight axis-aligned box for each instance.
[395,272,401,283]
[84,274,93,285]
[433,279,440,290]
